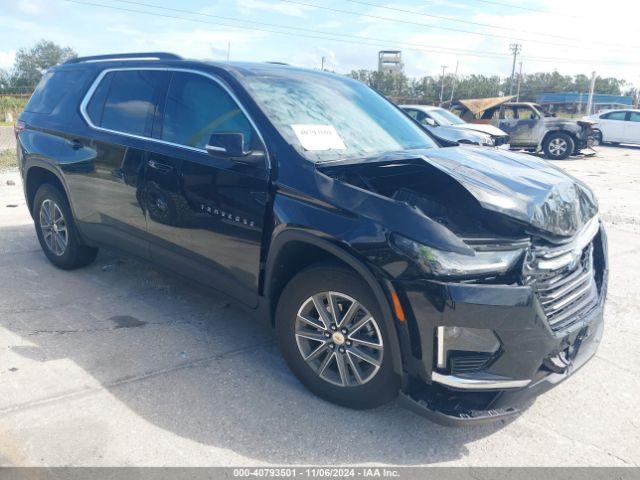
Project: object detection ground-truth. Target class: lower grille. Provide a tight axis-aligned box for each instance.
[524,220,601,332]
[449,353,495,374]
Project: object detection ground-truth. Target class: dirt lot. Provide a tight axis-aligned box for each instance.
[0,145,638,466]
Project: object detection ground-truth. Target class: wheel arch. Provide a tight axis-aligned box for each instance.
[263,229,405,377]
[592,128,603,142]
[25,164,69,217]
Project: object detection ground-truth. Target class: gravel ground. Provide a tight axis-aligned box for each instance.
[0,145,638,466]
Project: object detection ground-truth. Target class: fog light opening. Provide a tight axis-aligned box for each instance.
[436,326,501,374]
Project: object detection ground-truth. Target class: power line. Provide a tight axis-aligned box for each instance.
[277,0,585,50]
[465,0,588,18]
[280,0,640,51]
[63,0,640,66]
[65,0,507,60]
[336,0,610,46]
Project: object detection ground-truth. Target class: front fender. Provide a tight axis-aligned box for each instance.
[265,196,409,379]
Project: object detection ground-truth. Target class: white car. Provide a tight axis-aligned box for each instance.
[586,109,640,145]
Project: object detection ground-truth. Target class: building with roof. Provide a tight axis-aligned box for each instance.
[536,92,633,115]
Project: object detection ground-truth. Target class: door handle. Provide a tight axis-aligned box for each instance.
[147,159,174,173]
[69,139,83,150]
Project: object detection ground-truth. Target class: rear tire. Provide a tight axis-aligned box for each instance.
[33,183,98,270]
[543,132,574,160]
[276,264,400,409]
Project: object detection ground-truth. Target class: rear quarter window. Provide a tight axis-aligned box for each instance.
[24,69,89,114]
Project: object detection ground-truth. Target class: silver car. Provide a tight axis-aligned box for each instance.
[401,104,510,148]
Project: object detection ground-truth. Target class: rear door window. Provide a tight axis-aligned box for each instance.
[516,107,537,119]
[85,72,114,126]
[95,70,169,137]
[502,107,517,119]
[602,111,628,121]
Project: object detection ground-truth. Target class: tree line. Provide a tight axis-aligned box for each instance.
[0,40,77,94]
[348,69,637,105]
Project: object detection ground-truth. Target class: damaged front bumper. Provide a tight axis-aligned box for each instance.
[394,233,608,426]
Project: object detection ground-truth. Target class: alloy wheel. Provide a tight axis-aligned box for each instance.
[548,137,568,156]
[39,199,68,256]
[294,291,383,387]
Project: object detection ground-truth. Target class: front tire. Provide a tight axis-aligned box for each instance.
[276,264,400,409]
[33,184,98,270]
[593,129,603,145]
[543,132,574,160]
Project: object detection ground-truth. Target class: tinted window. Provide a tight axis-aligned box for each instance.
[85,71,113,126]
[629,112,640,122]
[162,72,253,150]
[25,69,89,114]
[602,111,627,121]
[101,70,168,136]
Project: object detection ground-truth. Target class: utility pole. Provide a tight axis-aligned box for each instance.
[226,42,231,62]
[586,71,596,115]
[508,43,521,96]
[321,56,325,71]
[516,61,523,101]
[449,60,459,105]
[439,65,447,106]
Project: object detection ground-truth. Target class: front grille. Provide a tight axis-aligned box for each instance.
[524,222,601,332]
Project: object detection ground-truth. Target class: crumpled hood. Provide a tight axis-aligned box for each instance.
[455,123,508,137]
[418,146,598,238]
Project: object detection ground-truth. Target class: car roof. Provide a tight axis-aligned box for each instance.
[53,54,347,83]
[504,102,540,107]
[599,108,640,113]
[400,105,442,111]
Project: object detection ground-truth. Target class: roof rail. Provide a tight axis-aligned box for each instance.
[265,61,289,65]
[64,52,182,64]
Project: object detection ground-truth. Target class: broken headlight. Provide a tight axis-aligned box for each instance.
[390,233,524,278]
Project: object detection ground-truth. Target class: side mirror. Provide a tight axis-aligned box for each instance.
[424,117,437,127]
[206,132,248,157]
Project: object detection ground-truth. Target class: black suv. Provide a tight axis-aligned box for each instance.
[16,53,608,425]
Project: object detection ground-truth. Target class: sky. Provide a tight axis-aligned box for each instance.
[1,0,639,86]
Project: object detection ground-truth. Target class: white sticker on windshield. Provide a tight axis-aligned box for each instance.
[291,124,346,151]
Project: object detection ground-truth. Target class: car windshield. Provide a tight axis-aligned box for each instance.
[238,67,437,162]
[427,108,466,126]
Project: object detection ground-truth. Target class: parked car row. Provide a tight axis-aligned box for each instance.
[400,98,601,160]
[17,53,608,426]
